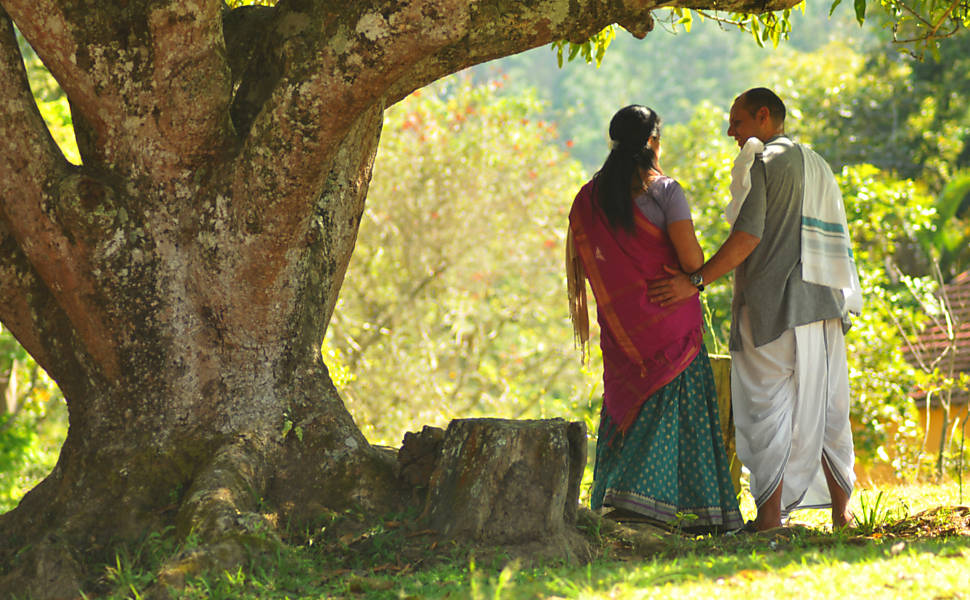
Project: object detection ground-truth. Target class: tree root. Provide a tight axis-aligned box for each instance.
[0,535,85,600]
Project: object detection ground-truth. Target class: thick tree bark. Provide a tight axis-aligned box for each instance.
[0,0,799,596]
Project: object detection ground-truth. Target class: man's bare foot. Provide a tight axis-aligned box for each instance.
[822,457,854,530]
[755,520,783,532]
[755,481,785,531]
[754,509,783,531]
[832,509,855,530]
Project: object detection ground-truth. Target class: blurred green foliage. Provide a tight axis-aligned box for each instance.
[0,326,66,512]
[661,102,740,351]
[325,76,602,446]
[490,1,872,172]
[921,170,970,277]
[17,32,79,164]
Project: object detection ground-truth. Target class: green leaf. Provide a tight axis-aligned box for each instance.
[750,17,765,48]
[829,0,843,17]
[853,0,866,24]
[678,10,693,32]
[591,25,616,67]
[551,25,615,68]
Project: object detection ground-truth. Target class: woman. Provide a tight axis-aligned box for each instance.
[566,105,742,532]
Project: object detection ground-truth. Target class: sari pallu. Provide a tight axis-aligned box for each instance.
[567,180,703,432]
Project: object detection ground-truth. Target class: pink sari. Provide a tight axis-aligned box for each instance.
[568,180,702,432]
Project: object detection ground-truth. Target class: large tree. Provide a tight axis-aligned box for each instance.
[0,0,799,595]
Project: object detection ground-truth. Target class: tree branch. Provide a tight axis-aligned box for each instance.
[0,9,123,380]
[229,0,471,240]
[0,217,93,395]
[223,0,798,294]
[889,0,963,45]
[5,0,233,180]
[228,0,650,250]
[382,0,800,106]
[0,11,70,362]
[382,0,650,106]
[0,222,53,373]
[0,7,66,178]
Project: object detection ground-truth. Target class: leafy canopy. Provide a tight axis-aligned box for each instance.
[555,0,970,66]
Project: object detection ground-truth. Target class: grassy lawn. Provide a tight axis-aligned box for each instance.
[94,480,970,599]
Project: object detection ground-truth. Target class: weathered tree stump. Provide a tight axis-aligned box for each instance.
[710,355,742,495]
[398,425,446,490]
[423,418,589,561]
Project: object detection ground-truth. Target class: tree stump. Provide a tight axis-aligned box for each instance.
[710,355,742,495]
[424,418,588,561]
[398,425,446,490]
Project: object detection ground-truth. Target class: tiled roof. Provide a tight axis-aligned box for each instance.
[907,271,970,407]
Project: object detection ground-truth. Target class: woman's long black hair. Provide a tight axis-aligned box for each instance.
[593,105,662,232]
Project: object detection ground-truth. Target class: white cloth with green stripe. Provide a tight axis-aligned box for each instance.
[726,139,863,316]
[800,145,863,314]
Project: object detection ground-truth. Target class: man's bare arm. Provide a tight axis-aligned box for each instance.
[648,230,761,306]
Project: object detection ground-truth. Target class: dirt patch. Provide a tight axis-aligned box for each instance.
[866,506,970,539]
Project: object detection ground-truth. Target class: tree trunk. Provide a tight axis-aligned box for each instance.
[0,102,400,597]
[0,0,800,596]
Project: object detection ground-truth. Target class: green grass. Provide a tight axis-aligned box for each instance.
[87,480,970,599]
[167,530,970,600]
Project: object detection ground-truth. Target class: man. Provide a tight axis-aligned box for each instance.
[648,88,857,531]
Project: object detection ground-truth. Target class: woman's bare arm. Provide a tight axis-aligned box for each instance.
[666,219,704,274]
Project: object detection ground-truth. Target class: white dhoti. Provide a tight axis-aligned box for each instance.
[731,306,856,516]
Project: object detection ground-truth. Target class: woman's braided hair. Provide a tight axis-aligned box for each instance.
[593,105,661,232]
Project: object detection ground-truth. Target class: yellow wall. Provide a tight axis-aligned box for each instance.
[916,402,970,453]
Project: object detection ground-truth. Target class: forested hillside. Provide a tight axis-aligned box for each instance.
[475,2,877,170]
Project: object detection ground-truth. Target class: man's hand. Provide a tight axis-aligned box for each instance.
[648,230,759,307]
[647,264,698,307]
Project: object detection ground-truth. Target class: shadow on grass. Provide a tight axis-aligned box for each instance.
[85,504,970,598]
[257,504,970,599]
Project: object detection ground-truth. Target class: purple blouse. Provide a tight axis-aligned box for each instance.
[634,176,691,232]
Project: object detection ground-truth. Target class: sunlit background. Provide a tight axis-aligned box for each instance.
[3,2,969,512]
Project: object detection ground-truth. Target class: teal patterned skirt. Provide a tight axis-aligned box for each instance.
[590,346,743,532]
